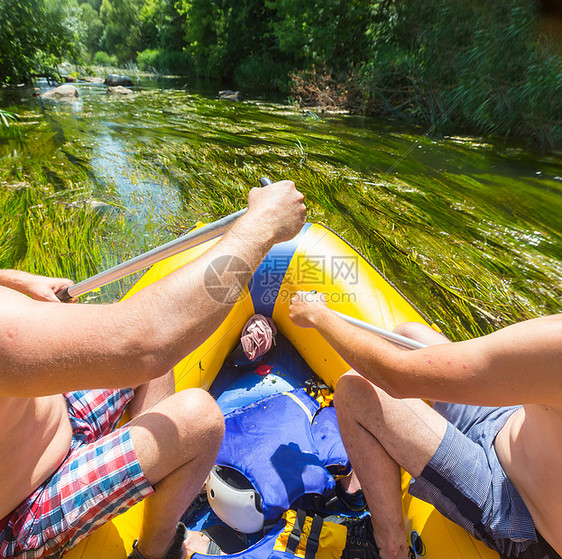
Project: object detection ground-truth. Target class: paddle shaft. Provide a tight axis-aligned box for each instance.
[308,291,426,350]
[56,175,424,351]
[333,310,427,350]
[57,177,274,301]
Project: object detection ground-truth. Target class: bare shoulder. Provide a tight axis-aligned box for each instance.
[481,313,562,404]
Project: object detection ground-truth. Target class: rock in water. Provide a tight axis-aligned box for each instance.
[104,74,134,86]
[107,86,134,95]
[218,90,242,101]
[39,84,79,100]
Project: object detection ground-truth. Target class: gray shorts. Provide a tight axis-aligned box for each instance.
[409,403,539,557]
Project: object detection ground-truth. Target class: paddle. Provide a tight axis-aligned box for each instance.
[333,311,427,350]
[56,175,426,351]
[305,290,426,350]
[56,177,274,302]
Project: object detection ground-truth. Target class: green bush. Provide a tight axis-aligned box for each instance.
[358,0,562,150]
[137,48,161,71]
[266,0,370,69]
[177,0,277,80]
[137,48,192,74]
[0,0,77,83]
[234,54,291,90]
[93,50,118,67]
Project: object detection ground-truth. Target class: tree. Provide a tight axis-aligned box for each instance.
[100,0,144,64]
[0,0,78,83]
[79,1,104,55]
[177,0,276,80]
[266,0,370,69]
[140,0,184,53]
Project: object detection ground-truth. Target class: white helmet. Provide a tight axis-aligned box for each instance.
[206,465,265,533]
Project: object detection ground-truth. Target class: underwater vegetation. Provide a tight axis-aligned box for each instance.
[1,85,560,338]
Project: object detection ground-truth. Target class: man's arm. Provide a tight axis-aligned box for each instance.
[0,181,306,397]
[0,269,74,302]
[289,292,562,407]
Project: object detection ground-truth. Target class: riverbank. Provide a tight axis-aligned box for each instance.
[286,1,562,152]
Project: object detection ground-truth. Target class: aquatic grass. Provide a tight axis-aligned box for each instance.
[0,108,18,128]
[0,182,159,303]
[0,182,103,278]
[144,101,562,339]
[0,116,165,303]
[83,109,562,332]
[1,85,560,340]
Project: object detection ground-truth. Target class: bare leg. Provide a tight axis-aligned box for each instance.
[334,322,450,559]
[127,388,225,559]
[131,371,213,555]
[340,470,362,494]
[129,370,176,418]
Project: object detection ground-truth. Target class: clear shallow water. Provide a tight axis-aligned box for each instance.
[1,78,560,337]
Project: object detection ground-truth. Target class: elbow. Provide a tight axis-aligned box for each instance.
[122,329,179,384]
[112,301,178,384]
[112,295,207,385]
[133,347,174,383]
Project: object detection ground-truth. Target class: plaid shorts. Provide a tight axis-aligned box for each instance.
[0,389,154,559]
[409,403,537,557]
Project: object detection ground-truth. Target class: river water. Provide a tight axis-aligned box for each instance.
[1,76,561,338]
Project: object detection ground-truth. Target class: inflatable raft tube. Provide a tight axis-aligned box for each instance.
[65,222,498,559]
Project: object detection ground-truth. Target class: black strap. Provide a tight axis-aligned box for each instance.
[129,540,150,559]
[305,515,324,559]
[202,524,248,555]
[165,522,187,559]
[286,509,307,554]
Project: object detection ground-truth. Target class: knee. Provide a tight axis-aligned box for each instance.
[334,370,364,407]
[334,371,383,420]
[172,389,225,448]
[393,321,428,339]
[394,321,449,346]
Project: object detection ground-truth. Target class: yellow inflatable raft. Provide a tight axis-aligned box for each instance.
[66,222,498,559]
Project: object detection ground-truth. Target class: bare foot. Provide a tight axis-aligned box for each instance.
[183,530,212,557]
